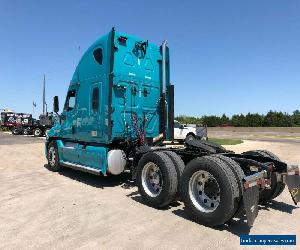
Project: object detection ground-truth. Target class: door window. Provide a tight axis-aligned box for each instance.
[174,121,181,128]
[64,90,76,111]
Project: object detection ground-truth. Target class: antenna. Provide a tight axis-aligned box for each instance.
[43,74,45,114]
[33,98,35,117]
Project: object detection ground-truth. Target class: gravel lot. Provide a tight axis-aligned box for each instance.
[0,132,299,249]
[208,127,300,143]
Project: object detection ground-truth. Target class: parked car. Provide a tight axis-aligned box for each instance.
[174,120,207,143]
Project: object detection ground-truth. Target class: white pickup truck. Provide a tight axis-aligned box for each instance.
[173,120,207,143]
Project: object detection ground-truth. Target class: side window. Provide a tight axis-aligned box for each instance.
[64,90,76,111]
[174,121,180,128]
[93,48,103,65]
[92,87,99,112]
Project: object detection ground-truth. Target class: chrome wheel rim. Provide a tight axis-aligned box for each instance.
[141,162,163,197]
[48,147,56,166]
[189,170,220,212]
[187,135,194,141]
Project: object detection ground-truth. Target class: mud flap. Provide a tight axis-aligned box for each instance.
[243,186,260,227]
[285,175,300,205]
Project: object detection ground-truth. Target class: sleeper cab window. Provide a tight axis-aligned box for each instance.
[93,48,103,65]
[64,90,76,111]
[92,87,99,112]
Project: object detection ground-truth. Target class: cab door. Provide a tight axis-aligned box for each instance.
[60,89,77,138]
[77,83,104,169]
[59,89,79,164]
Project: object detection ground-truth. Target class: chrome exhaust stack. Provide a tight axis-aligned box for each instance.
[162,40,168,95]
[159,40,169,141]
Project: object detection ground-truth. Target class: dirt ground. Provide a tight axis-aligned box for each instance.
[208,127,300,143]
[0,132,299,250]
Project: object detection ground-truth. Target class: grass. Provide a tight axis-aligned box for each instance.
[0,126,9,132]
[208,138,243,145]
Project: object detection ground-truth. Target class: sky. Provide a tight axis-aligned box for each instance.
[0,0,299,118]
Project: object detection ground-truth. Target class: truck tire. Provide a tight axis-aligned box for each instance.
[243,150,280,161]
[185,133,195,141]
[33,128,43,137]
[47,141,62,172]
[214,155,245,219]
[12,127,22,135]
[163,151,185,199]
[23,127,32,135]
[181,156,240,227]
[253,150,285,199]
[136,151,178,208]
[242,150,285,202]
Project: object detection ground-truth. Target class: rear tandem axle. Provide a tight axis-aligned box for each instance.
[133,139,300,227]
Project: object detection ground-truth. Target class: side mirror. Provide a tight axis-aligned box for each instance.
[53,96,59,113]
[180,124,184,129]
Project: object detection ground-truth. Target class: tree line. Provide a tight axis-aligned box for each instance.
[175,110,300,127]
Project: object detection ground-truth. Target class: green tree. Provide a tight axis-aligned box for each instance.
[220,114,230,125]
[292,110,300,126]
[231,114,246,127]
[245,113,263,127]
[176,110,298,127]
[263,111,293,127]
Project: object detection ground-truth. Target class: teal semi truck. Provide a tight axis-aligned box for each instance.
[45,28,300,227]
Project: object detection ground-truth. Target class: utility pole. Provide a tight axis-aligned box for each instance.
[43,74,46,114]
[32,98,36,117]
